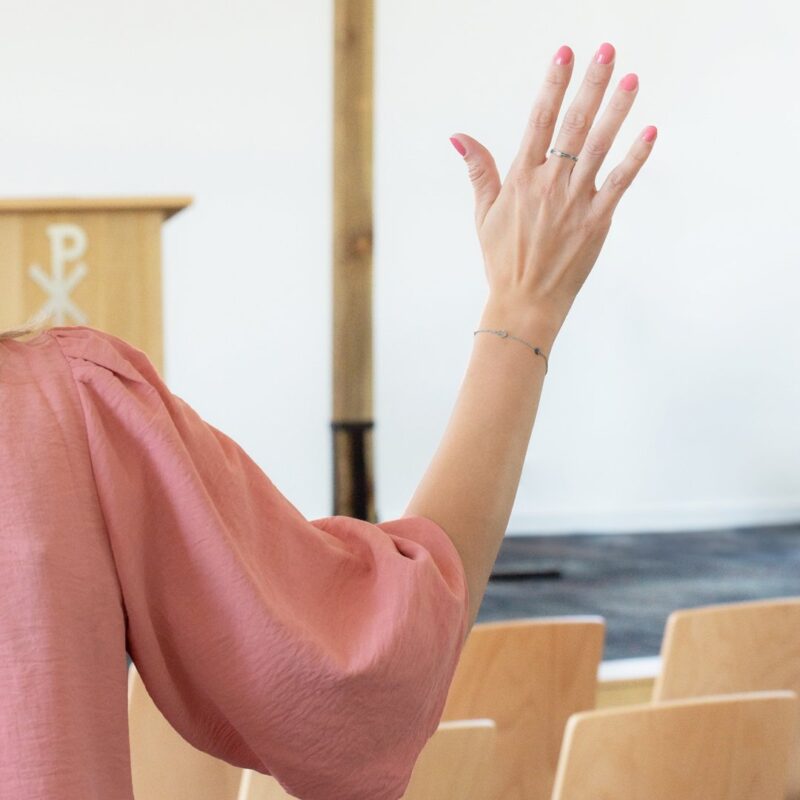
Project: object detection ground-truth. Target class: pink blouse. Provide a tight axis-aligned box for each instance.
[0,325,469,800]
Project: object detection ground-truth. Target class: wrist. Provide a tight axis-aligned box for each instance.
[478,296,562,355]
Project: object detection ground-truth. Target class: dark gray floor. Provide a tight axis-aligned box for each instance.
[480,523,800,660]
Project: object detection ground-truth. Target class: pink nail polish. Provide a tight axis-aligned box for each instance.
[642,125,657,143]
[449,136,467,156]
[595,42,615,65]
[619,73,638,92]
[553,45,573,66]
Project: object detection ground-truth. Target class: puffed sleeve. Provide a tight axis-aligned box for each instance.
[48,326,469,800]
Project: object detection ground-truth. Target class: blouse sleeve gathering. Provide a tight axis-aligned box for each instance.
[48,326,470,800]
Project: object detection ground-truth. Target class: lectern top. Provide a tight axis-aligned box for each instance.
[0,196,193,220]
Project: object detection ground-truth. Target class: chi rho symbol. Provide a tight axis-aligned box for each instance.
[27,223,90,326]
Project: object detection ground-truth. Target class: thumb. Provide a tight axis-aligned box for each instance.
[449,133,501,227]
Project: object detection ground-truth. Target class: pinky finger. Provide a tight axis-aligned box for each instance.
[594,125,657,217]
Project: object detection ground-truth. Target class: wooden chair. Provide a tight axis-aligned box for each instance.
[551,691,798,800]
[401,719,497,800]
[595,655,660,709]
[440,617,605,800]
[237,719,498,800]
[237,768,292,800]
[653,597,800,798]
[128,664,243,800]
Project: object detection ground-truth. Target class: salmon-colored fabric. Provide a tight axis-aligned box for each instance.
[0,325,469,800]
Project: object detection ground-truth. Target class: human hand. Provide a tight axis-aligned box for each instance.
[450,43,657,350]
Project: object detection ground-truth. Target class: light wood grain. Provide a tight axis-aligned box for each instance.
[237,719,498,800]
[596,675,655,708]
[401,719,497,800]
[0,197,190,374]
[653,596,800,799]
[0,196,191,219]
[127,666,242,800]
[332,0,376,520]
[551,691,798,800]
[441,617,605,800]
[237,769,292,800]
[596,656,660,708]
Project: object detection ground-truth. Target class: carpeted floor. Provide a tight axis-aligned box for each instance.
[480,523,800,660]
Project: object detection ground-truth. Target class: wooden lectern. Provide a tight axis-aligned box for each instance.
[0,196,192,375]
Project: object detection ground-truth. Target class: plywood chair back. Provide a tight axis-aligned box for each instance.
[401,719,497,800]
[128,664,243,800]
[551,691,798,800]
[237,768,294,800]
[441,617,605,800]
[653,597,800,798]
[237,719,497,800]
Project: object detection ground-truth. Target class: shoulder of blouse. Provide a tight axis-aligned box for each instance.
[46,325,159,386]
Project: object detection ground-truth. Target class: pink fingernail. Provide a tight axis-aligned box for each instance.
[619,73,638,92]
[553,45,573,65]
[449,136,467,156]
[642,125,657,143]
[595,42,615,64]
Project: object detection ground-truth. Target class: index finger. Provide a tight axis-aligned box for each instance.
[506,45,575,177]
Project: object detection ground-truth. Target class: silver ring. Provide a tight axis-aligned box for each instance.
[549,147,578,162]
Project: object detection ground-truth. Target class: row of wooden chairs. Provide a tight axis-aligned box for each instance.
[234,691,796,800]
[128,596,800,799]
[436,597,800,800]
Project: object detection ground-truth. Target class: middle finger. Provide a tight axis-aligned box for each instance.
[570,72,639,188]
[548,42,617,171]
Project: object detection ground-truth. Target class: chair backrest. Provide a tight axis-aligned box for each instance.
[551,691,799,800]
[128,665,243,800]
[401,719,497,800]
[237,719,497,800]
[653,597,800,798]
[440,617,605,800]
[237,768,293,800]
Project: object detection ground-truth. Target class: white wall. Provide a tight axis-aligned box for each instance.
[3,0,799,534]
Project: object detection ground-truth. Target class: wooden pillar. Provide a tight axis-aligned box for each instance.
[0,196,191,375]
[332,0,376,521]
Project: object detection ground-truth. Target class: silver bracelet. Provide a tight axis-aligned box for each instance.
[473,328,549,374]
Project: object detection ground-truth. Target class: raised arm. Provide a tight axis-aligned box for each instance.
[404,42,657,633]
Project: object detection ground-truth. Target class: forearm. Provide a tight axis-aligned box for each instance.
[403,296,557,635]
[403,39,656,641]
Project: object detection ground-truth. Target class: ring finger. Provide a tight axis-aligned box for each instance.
[570,72,639,187]
[548,42,616,173]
